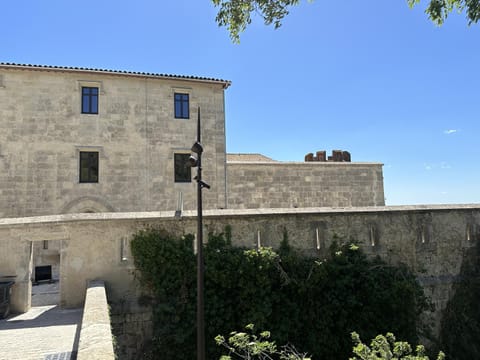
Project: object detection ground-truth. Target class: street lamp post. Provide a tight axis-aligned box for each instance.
[189,107,209,360]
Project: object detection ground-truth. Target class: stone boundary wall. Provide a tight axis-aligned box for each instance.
[226,161,385,209]
[77,280,116,360]
[0,204,479,358]
[110,306,153,360]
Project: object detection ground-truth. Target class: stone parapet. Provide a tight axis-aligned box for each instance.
[77,280,115,360]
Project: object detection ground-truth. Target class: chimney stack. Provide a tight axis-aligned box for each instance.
[305,150,352,162]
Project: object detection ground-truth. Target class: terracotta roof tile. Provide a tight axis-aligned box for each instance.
[0,62,231,88]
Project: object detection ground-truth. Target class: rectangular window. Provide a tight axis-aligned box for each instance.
[82,87,99,114]
[79,151,99,183]
[174,153,191,182]
[174,93,189,119]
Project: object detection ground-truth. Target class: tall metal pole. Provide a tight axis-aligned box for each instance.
[196,107,205,360]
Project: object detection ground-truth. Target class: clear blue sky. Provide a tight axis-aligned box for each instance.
[2,0,479,205]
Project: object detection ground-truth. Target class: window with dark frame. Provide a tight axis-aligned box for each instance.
[82,86,99,114]
[174,93,189,119]
[174,153,191,183]
[79,151,99,183]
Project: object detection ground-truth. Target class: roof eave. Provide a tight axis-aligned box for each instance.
[0,62,231,89]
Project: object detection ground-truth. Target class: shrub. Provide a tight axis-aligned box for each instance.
[131,228,429,360]
[350,332,445,360]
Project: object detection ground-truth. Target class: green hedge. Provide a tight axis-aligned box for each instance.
[131,227,428,360]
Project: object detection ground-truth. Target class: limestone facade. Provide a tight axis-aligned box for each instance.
[0,63,385,218]
[0,63,229,218]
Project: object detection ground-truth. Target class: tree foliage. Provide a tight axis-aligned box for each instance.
[131,227,429,359]
[215,323,312,360]
[350,332,445,360]
[212,0,300,42]
[211,0,480,42]
[215,326,445,360]
[408,0,480,26]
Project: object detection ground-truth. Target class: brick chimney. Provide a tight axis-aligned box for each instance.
[305,150,352,162]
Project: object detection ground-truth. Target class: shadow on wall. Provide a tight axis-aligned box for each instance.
[438,235,480,359]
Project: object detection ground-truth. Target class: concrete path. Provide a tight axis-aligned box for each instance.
[31,282,60,307]
[0,283,82,360]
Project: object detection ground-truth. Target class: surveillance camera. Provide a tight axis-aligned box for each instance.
[187,155,198,167]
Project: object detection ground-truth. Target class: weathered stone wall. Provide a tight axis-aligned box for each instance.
[110,305,153,360]
[0,205,478,358]
[226,161,385,208]
[0,65,228,218]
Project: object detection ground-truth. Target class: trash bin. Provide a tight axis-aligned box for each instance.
[0,281,14,319]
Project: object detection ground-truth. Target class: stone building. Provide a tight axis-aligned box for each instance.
[0,63,230,218]
[0,62,384,219]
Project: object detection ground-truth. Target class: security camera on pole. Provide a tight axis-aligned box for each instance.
[188,107,209,360]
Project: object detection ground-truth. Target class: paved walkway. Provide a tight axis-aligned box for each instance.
[31,282,60,307]
[0,284,82,360]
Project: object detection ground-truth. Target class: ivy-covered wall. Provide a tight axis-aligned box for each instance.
[130,228,429,360]
[0,205,478,358]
